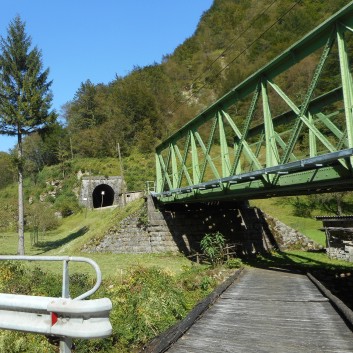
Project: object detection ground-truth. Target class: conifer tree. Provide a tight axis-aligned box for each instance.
[0,16,56,255]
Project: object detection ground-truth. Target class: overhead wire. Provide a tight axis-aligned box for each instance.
[182,0,278,95]
[165,1,279,120]
[203,0,303,88]
[168,0,302,118]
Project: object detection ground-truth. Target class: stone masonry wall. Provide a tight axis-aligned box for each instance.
[91,197,278,254]
[326,237,353,262]
[89,197,321,255]
[263,213,322,251]
[151,202,274,255]
[89,199,181,253]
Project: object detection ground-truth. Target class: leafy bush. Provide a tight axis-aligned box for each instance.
[0,199,17,232]
[0,262,220,352]
[54,194,81,217]
[0,331,55,353]
[108,267,188,349]
[226,258,243,269]
[0,262,94,353]
[0,262,90,298]
[200,231,226,267]
[26,202,60,236]
[178,265,216,307]
[0,152,15,189]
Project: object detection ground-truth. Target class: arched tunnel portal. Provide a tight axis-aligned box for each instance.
[92,184,115,208]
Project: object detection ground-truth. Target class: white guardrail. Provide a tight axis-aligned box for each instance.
[0,256,112,353]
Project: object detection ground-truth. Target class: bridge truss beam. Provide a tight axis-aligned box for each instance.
[155,2,353,203]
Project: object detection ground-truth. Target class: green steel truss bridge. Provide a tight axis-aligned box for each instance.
[154,2,353,204]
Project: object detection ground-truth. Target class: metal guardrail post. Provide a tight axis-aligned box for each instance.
[61,259,72,353]
[60,336,72,353]
[62,259,70,298]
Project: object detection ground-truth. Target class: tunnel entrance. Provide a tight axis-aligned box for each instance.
[92,184,115,208]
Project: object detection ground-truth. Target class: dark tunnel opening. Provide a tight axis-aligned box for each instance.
[92,184,115,208]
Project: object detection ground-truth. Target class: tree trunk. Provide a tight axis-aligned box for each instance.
[335,193,343,216]
[337,198,343,216]
[17,131,25,255]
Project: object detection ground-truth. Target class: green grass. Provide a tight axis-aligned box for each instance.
[0,199,193,279]
[1,192,351,283]
[250,198,326,246]
[3,214,352,353]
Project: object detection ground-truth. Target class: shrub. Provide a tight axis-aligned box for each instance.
[0,262,219,352]
[200,231,226,267]
[108,267,189,348]
[178,265,216,307]
[0,262,91,299]
[26,203,60,238]
[54,194,81,217]
[0,262,97,352]
[226,258,243,269]
[0,331,55,353]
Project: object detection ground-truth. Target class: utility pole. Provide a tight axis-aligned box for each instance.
[117,143,127,206]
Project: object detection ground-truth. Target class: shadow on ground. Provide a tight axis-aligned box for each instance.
[242,251,353,310]
[35,226,89,253]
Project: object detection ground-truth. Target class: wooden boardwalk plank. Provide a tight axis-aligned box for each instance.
[166,268,353,353]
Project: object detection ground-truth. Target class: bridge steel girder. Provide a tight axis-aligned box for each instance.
[154,2,353,204]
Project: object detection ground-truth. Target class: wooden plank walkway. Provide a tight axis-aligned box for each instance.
[166,268,353,353]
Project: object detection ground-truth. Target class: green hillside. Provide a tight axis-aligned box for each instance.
[1,1,353,351]
[0,0,351,270]
[1,0,351,165]
[1,1,351,230]
[1,0,352,280]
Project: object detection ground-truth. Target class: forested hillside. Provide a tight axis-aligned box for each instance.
[9,0,350,162]
[0,0,351,222]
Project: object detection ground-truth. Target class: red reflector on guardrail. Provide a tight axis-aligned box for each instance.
[51,312,58,326]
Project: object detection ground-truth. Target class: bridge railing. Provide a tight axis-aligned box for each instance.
[155,2,353,203]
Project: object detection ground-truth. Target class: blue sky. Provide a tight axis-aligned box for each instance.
[0,0,213,152]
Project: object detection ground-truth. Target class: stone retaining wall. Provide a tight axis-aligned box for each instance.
[263,213,322,251]
[90,197,321,254]
[326,238,353,262]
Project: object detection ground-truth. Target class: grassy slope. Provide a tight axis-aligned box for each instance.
[0,158,347,279]
[0,193,329,275]
[250,197,326,246]
[1,199,191,278]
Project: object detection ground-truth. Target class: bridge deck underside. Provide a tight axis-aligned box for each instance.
[166,268,353,353]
